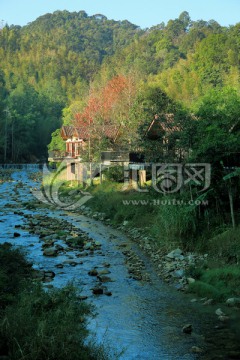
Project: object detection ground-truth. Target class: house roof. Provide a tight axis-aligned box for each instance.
[61,125,120,142]
[146,114,181,139]
[61,126,75,139]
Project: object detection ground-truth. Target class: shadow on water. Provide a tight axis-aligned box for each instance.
[0,167,240,359]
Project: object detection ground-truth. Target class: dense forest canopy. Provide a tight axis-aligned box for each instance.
[0,10,239,163]
[0,10,141,161]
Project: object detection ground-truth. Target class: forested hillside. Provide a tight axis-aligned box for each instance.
[1,8,240,320]
[0,10,140,161]
[0,10,239,163]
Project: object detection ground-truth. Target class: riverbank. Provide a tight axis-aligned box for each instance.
[58,181,239,302]
[0,243,110,360]
[1,169,240,359]
[55,179,240,358]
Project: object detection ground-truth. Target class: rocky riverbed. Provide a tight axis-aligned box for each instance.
[0,167,240,359]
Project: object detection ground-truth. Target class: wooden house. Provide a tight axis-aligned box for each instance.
[60,124,120,159]
[48,123,123,181]
[145,113,183,160]
[48,114,184,183]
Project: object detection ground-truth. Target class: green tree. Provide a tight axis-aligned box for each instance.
[0,70,8,162]
[7,83,62,162]
[189,88,240,227]
[191,87,240,164]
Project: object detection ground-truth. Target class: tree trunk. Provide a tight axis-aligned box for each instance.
[228,186,236,228]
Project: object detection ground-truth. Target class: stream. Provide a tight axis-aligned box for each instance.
[0,167,239,360]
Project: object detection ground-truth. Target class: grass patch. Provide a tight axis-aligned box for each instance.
[0,242,33,308]
[188,266,240,301]
[1,284,101,360]
[86,181,204,250]
[206,226,240,263]
[0,243,113,360]
[188,281,223,301]
[88,182,157,228]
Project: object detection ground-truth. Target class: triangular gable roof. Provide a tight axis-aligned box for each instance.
[103,125,121,141]
[61,126,75,140]
[146,114,180,139]
[61,124,120,142]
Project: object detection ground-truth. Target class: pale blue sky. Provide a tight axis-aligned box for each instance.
[0,0,239,28]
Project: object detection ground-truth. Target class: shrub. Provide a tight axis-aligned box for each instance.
[201,266,240,293]
[188,266,240,301]
[1,284,98,360]
[103,166,124,183]
[0,243,33,308]
[185,265,205,280]
[207,226,240,263]
[188,281,222,301]
[0,244,112,360]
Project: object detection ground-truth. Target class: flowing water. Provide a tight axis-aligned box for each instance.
[0,167,239,360]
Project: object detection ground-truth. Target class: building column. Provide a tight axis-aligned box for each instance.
[139,170,146,186]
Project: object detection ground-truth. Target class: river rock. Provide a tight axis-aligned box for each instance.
[203,298,214,306]
[55,263,64,268]
[175,283,184,291]
[226,297,240,307]
[54,245,64,252]
[164,262,176,272]
[166,248,184,260]
[88,269,98,276]
[98,269,111,275]
[92,287,104,295]
[84,242,93,250]
[173,269,185,278]
[63,260,75,265]
[97,275,113,283]
[69,262,78,267]
[215,308,225,316]
[191,346,204,353]
[182,324,192,334]
[13,232,21,237]
[44,271,55,278]
[43,235,55,241]
[42,241,55,248]
[102,262,111,268]
[43,247,58,257]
